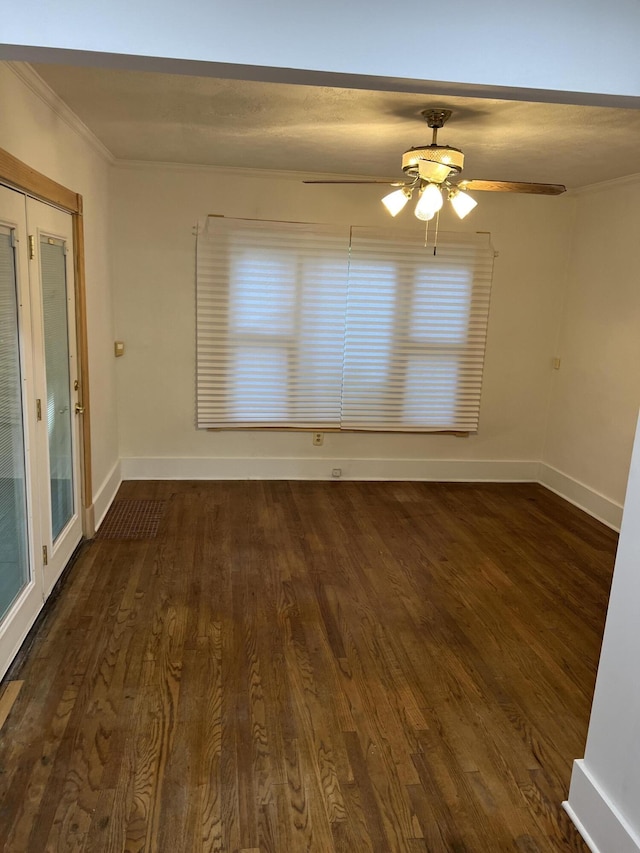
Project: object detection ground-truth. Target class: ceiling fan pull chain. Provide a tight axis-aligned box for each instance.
[433,209,440,255]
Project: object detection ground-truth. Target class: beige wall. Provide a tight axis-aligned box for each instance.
[111,162,573,477]
[0,63,119,512]
[543,178,640,507]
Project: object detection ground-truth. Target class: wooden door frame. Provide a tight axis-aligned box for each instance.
[0,146,94,536]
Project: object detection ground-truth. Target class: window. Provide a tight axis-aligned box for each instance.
[196,218,494,432]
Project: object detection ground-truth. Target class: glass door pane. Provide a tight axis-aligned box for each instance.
[0,225,30,620]
[40,237,74,541]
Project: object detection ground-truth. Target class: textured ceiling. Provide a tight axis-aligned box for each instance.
[32,63,640,188]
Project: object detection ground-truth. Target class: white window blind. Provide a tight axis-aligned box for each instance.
[196,217,494,432]
[196,217,351,429]
[343,227,494,432]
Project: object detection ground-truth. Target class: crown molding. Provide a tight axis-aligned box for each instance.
[6,61,115,164]
[572,171,640,196]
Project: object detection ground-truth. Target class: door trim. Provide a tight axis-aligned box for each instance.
[0,146,94,536]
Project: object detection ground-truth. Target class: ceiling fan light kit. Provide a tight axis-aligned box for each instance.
[304,106,566,237]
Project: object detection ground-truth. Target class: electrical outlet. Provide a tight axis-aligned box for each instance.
[312,432,324,446]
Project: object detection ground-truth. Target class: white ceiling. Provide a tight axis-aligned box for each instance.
[32,63,640,189]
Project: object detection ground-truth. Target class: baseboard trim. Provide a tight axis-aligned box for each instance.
[120,456,539,483]
[562,801,601,853]
[564,760,640,853]
[538,463,622,531]
[117,456,624,530]
[93,460,122,530]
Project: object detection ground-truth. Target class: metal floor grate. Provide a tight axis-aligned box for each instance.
[96,500,167,540]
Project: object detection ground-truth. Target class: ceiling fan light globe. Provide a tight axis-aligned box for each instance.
[415,183,443,220]
[402,146,464,183]
[414,207,436,222]
[449,189,478,219]
[382,188,411,217]
[417,160,452,183]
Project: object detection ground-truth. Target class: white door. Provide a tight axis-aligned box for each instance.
[27,198,83,596]
[0,186,44,672]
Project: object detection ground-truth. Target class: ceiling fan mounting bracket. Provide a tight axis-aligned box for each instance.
[421,108,452,129]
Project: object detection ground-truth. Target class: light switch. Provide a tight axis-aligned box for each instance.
[114,341,125,358]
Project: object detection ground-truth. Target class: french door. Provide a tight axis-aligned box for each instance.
[27,197,83,595]
[0,185,83,676]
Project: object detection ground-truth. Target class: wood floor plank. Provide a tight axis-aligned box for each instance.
[0,680,22,731]
[0,481,614,851]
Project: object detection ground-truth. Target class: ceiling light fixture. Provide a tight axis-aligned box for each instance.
[380,111,478,224]
[307,107,567,231]
[380,178,478,222]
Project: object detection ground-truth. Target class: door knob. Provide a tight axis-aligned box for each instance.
[75,403,85,415]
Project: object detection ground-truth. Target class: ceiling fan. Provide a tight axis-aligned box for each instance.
[304,108,566,222]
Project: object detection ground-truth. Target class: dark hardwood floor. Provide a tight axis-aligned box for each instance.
[0,481,617,852]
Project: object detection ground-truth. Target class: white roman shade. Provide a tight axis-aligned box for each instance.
[196,217,350,428]
[342,227,494,432]
[196,217,494,432]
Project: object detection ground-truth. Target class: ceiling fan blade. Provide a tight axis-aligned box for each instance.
[458,180,566,195]
[303,179,406,186]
